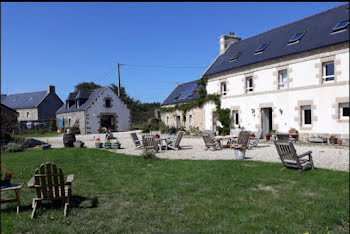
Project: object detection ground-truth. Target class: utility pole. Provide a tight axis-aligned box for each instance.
[117,62,121,97]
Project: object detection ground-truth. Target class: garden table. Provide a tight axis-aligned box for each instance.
[1,183,24,214]
[214,135,238,148]
[155,137,170,151]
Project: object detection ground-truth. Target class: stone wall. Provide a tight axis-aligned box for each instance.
[56,111,86,134]
[17,108,38,122]
[38,93,63,121]
[160,106,205,131]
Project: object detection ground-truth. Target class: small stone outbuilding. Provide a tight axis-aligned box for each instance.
[56,86,130,134]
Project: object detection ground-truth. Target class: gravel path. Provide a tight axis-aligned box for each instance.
[33,130,349,172]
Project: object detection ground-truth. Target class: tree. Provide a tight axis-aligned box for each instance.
[74,82,102,92]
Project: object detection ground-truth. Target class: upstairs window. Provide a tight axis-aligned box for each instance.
[322,61,334,82]
[301,105,312,126]
[246,77,253,93]
[278,70,288,89]
[288,32,305,44]
[255,42,270,54]
[105,99,111,108]
[221,82,227,96]
[339,103,349,119]
[332,19,349,32]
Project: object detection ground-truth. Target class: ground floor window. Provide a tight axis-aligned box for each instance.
[68,119,71,126]
[232,110,239,126]
[166,116,169,124]
[189,115,193,125]
[339,103,349,119]
[301,105,312,126]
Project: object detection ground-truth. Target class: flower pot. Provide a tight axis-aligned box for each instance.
[338,141,342,146]
[112,143,121,149]
[221,131,226,136]
[265,135,270,141]
[95,142,103,148]
[1,178,11,186]
[289,130,297,134]
[234,149,246,160]
[329,138,338,144]
[104,144,112,149]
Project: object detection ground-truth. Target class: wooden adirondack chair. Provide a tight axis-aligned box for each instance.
[273,140,314,172]
[142,135,159,152]
[167,131,184,150]
[248,129,263,149]
[27,162,74,219]
[130,132,142,149]
[202,130,214,138]
[202,134,222,150]
[231,131,251,149]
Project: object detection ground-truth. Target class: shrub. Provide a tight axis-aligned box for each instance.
[5,142,24,152]
[168,127,177,134]
[141,149,156,159]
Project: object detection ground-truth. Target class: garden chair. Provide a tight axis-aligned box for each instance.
[27,162,74,219]
[167,131,184,150]
[130,132,142,149]
[202,130,214,138]
[231,131,251,149]
[142,135,159,152]
[202,134,222,150]
[229,128,243,144]
[273,140,314,172]
[248,129,263,149]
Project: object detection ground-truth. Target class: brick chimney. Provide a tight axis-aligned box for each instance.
[47,85,55,94]
[219,32,241,55]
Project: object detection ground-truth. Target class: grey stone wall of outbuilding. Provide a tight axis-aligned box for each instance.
[17,108,39,122]
[1,105,19,134]
[56,111,86,134]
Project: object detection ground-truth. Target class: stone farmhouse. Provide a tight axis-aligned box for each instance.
[160,80,204,130]
[56,86,131,134]
[161,4,349,143]
[1,85,63,126]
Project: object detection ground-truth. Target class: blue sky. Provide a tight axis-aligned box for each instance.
[1,2,345,103]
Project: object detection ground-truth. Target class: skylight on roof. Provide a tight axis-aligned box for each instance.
[230,52,241,61]
[255,42,270,53]
[288,32,305,43]
[332,19,349,32]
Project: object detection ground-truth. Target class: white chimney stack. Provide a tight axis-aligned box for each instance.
[219,32,241,55]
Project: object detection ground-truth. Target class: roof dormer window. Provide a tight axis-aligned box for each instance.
[332,19,349,32]
[230,52,241,62]
[288,32,305,44]
[255,42,270,54]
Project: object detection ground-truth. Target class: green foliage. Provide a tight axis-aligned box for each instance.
[141,149,157,159]
[5,142,23,152]
[217,108,231,128]
[48,118,57,132]
[74,82,102,92]
[141,118,163,133]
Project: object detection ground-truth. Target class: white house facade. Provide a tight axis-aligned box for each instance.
[202,4,349,143]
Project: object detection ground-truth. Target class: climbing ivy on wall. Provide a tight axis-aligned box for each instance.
[160,77,231,132]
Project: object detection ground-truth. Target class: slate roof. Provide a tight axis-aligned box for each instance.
[56,87,106,114]
[1,104,19,115]
[161,80,202,106]
[204,3,349,77]
[1,91,48,109]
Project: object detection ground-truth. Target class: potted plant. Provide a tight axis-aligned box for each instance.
[233,145,247,159]
[289,128,298,134]
[104,140,112,149]
[338,139,342,146]
[95,137,103,148]
[265,132,271,141]
[250,133,255,138]
[112,139,121,149]
[1,164,12,186]
[329,135,338,145]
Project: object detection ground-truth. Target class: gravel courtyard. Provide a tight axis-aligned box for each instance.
[33,130,349,172]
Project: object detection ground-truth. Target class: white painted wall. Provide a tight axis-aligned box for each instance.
[204,47,349,139]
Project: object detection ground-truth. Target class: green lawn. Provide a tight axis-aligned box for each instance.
[13,131,61,138]
[1,148,349,233]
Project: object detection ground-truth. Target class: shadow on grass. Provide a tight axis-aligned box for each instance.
[1,195,99,214]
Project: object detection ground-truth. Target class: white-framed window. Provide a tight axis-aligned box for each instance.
[189,115,193,125]
[26,112,30,118]
[246,77,253,93]
[232,110,239,126]
[166,116,169,125]
[322,61,335,82]
[301,105,312,126]
[339,103,349,119]
[221,82,227,96]
[278,70,288,89]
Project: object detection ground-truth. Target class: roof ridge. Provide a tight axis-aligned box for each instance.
[4,90,46,96]
[232,3,348,45]
[178,79,201,86]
